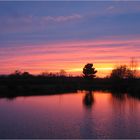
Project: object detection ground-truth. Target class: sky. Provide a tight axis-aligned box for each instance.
[0,1,140,77]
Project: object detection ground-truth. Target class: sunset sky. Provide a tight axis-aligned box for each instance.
[0,1,140,77]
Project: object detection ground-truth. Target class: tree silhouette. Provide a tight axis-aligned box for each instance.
[83,63,97,79]
[110,65,133,79]
[14,70,22,76]
[22,72,32,77]
[59,69,67,77]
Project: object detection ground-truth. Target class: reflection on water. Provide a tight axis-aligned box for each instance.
[83,90,94,108]
[0,91,140,139]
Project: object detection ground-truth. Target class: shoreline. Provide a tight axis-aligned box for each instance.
[0,76,140,99]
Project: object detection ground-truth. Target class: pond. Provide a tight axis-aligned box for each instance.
[0,91,140,138]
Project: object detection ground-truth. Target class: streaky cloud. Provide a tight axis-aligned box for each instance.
[0,36,140,77]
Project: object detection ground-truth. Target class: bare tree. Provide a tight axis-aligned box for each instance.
[129,57,138,78]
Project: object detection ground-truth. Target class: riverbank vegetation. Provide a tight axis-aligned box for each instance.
[0,61,139,99]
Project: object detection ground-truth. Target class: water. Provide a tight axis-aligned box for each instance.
[0,91,140,139]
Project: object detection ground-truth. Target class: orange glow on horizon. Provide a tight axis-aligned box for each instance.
[0,37,140,77]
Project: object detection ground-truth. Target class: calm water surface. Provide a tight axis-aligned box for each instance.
[0,91,140,138]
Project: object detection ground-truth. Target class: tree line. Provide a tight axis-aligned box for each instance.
[0,58,139,99]
[1,58,139,79]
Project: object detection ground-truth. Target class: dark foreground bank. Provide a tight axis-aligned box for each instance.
[0,75,140,99]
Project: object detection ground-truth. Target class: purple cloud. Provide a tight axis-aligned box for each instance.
[0,14,82,33]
